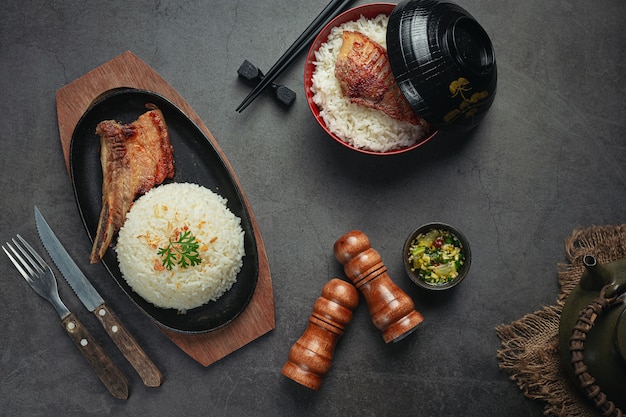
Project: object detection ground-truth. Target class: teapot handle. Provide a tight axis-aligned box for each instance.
[569,285,624,417]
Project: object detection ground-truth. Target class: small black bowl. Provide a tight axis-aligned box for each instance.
[387,0,497,130]
[403,222,471,291]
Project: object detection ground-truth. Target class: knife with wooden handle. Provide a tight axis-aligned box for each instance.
[4,235,128,399]
[91,303,162,387]
[35,206,163,387]
[61,313,129,399]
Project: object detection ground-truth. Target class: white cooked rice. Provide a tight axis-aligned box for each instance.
[311,13,427,153]
[115,182,245,311]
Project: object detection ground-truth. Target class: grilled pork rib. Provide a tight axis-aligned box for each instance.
[334,30,421,125]
[90,107,175,264]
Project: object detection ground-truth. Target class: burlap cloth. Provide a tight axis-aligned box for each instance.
[496,225,626,416]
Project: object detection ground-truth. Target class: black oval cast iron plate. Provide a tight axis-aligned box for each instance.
[70,88,259,333]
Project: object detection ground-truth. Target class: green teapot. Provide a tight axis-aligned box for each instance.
[558,254,626,415]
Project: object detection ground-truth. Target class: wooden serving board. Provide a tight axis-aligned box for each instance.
[55,51,275,367]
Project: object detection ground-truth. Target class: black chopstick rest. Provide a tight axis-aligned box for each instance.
[237,60,296,108]
[235,0,354,113]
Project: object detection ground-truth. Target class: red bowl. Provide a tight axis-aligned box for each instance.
[304,3,438,156]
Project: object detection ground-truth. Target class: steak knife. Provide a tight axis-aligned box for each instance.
[35,206,163,387]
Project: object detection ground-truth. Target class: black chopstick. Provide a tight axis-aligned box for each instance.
[236,0,354,113]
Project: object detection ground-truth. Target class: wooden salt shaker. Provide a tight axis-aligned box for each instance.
[281,278,358,390]
[334,230,424,343]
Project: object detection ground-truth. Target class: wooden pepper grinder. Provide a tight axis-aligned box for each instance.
[281,278,359,390]
[334,230,424,343]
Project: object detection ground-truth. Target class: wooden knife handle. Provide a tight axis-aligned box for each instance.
[94,303,163,387]
[61,313,129,399]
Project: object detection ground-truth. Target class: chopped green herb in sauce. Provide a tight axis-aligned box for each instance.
[408,229,465,285]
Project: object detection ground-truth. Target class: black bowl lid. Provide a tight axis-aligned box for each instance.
[387,0,497,130]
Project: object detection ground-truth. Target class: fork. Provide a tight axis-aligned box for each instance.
[3,235,129,400]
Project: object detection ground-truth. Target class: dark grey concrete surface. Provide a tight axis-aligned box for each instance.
[1,0,624,416]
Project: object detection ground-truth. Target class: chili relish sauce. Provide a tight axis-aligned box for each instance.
[407,229,465,285]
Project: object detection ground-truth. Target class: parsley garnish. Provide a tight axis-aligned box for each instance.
[157,229,202,271]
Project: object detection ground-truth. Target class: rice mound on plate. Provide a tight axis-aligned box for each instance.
[311,13,428,153]
[115,182,245,311]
